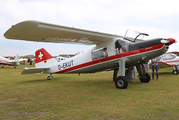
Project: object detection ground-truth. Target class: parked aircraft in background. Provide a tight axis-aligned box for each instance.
[150,53,179,75]
[0,55,19,68]
[55,56,68,62]
[4,20,176,89]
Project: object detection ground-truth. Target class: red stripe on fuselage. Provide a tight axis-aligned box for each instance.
[163,60,179,64]
[55,44,164,73]
[0,63,17,66]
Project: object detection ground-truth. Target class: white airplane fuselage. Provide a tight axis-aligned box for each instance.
[35,38,170,74]
[0,56,19,66]
[159,53,179,67]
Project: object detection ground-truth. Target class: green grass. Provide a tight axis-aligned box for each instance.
[0,64,179,119]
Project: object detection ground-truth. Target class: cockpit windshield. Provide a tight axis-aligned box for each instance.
[124,29,149,42]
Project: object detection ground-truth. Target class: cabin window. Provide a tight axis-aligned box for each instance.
[163,54,172,60]
[92,47,108,60]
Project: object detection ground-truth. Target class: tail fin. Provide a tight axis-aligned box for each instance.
[34,48,57,67]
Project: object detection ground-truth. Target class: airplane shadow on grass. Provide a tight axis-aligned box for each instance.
[158,72,173,75]
[18,78,60,83]
[18,76,153,89]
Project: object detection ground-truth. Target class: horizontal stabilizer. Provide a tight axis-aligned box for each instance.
[21,67,50,74]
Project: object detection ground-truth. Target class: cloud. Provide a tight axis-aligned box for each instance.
[0,0,179,56]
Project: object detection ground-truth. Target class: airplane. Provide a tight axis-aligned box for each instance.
[55,52,79,62]
[0,55,20,68]
[149,52,179,75]
[55,56,68,62]
[4,20,176,89]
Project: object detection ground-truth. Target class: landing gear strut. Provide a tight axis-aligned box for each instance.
[47,73,54,80]
[115,58,129,89]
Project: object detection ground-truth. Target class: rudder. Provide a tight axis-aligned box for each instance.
[35,48,57,67]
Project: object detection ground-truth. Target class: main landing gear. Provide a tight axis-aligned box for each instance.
[136,64,150,83]
[138,73,150,83]
[47,73,54,80]
[172,66,178,75]
[114,58,151,89]
[115,58,129,89]
[173,70,178,75]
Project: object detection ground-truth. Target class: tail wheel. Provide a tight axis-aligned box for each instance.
[115,76,128,89]
[47,76,51,80]
[139,72,150,83]
[172,70,178,75]
[47,74,54,80]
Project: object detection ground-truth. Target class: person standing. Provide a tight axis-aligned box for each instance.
[145,61,149,71]
[28,57,32,65]
[151,58,159,80]
[103,48,108,57]
[132,66,135,80]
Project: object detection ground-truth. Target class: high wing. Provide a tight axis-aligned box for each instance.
[21,67,50,74]
[4,20,122,45]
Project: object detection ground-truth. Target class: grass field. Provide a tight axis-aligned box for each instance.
[0,64,179,120]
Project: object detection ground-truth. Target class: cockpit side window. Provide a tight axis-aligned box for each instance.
[115,39,130,54]
[163,54,172,60]
[171,54,176,59]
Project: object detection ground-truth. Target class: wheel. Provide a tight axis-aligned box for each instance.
[115,76,128,89]
[139,72,150,83]
[172,70,178,75]
[47,76,51,80]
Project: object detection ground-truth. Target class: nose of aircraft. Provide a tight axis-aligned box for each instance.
[166,38,177,45]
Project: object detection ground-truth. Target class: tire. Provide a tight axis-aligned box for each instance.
[139,72,150,83]
[115,76,128,89]
[172,70,178,75]
[47,76,51,80]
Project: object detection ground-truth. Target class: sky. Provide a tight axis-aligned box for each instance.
[0,0,179,56]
